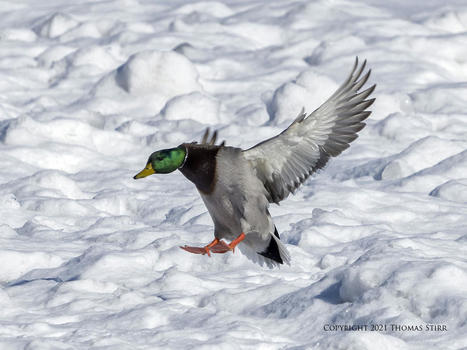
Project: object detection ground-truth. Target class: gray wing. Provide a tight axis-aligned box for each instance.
[200,128,225,146]
[243,58,375,204]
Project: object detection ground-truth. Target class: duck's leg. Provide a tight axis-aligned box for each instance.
[209,232,246,254]
[180,233,246,255]
[180,237,226,256]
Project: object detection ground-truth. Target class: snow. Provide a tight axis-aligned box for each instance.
[162,92,221,124]
[0,0,466,349]
[269,71,338,125]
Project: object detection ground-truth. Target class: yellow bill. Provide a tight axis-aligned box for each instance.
[134,163,155,179]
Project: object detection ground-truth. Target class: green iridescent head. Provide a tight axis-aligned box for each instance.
[134,146,186,179]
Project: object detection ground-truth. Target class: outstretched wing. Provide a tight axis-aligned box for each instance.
[243,58,375,204]
[199,128,225,146]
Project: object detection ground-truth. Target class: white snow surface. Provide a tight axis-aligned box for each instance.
[1,0,467,349]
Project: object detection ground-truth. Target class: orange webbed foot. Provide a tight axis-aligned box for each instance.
[180,237,224,256]
[209,240,231,254]
[180,245,210,255]
[180,233,246,256]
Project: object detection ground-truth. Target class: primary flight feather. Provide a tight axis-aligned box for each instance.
[134,58,375,268]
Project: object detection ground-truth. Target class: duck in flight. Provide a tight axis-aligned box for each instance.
[134,58,375,267]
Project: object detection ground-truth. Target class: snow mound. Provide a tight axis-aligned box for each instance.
[430,179,467,203]
[0,224,17,238]
[11,245,155,286]
[25,170,88,200]
[92,50,203,116]
[174,1,234,17]
[37,45,76,67]
[0,28,37,42]
[319,332,409,350]
[268,70,337,125]
[225,22,285,48]
[0,116,135,155]
[411,84,467,115]
[115,50,202,97]
[68,46,120,71]
[342,133,467,183]
[396,150,467,193]
[379,136,465,180]
[339,266,385,303]
[34,12,79,38]
[161,92,221,124]
[80,248,159,282]
[0,250,62,282]
[374,112,431,144]
[421,9,467,33]
[256,240,467,342]
[336,246,467,331]
[59,21,103,41]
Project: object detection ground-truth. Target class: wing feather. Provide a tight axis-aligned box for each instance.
[199,128,225,146]
[243,58,376,204]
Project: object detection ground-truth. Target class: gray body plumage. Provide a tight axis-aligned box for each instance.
[179,143,288,267]
[200,146,289,267]
[180,58,375,267]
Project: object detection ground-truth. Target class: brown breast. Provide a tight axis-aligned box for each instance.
[178,143,221,194]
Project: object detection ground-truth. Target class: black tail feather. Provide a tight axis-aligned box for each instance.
[273,226,280,239]
[258,227,283,264]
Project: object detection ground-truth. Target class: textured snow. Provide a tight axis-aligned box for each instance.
[1,0,467,349]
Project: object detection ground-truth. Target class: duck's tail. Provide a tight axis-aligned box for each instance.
[239,227,291,268]
[258,227,290,266]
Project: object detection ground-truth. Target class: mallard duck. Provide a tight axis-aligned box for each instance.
[134,58,375,267]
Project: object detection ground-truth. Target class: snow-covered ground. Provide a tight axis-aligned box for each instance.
[1,0,467,349]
